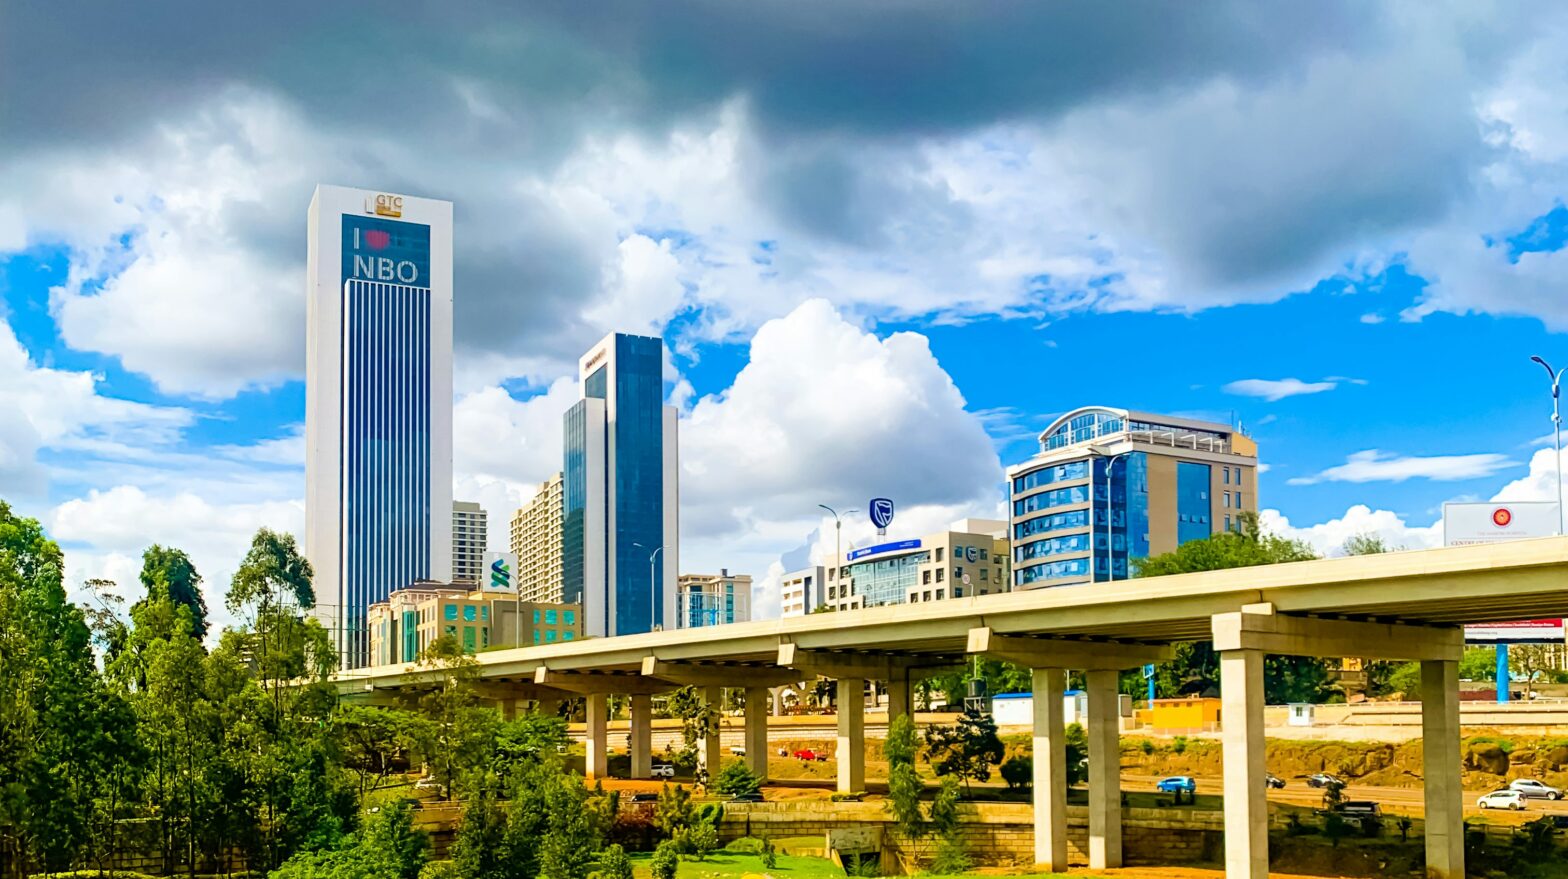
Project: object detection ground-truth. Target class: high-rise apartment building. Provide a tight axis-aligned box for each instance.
[1006,406,1258,590]
[305,185,453,668]
[675,570,752,628]
[562,333,679,636]
[825,519,1010,612]
[510,473,565,603]
[779,566,825,618]
[451,501,487,586]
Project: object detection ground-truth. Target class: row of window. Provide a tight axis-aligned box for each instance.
[1013,484,1090,516]
[532,628,576,643]
[1221,465,1245,485]
[531,608,577,626]
[1016,557,1090,585]
[1013,509,1090,540]
[1222,490,1244,508]
[440,604,490,622]
[1015,532,1089,562]
[1011,459,1089,494]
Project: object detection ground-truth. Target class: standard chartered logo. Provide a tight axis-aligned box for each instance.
[490,557,512,590]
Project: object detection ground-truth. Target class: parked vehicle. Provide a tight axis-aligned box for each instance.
[1509,779,1564,800]
[1321,801,1383,831]
[1307,773,1345,789]
[731,745,746,756]
[728,792,765,803]
[792,748,828,762]
[1266,774,1286,789]
[1156,776,1197,794]
[629,792,659,803]
[1478,790,1527,811]
[413,776,448,797]
[651,763,675,778]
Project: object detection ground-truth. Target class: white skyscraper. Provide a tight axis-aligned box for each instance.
[305,185,453,668]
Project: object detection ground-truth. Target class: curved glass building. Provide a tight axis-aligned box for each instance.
[1006,407,1259,590]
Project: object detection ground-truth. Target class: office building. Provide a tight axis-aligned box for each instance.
[511,472,565,603]
[1006,406,1259,590]
[779,566,825,618]
[676,570,753,628]
[366,581,582,666]
[562,332,679,637]
[825,519,1010,612]
[305,185,453,668]
[452,501,488,586]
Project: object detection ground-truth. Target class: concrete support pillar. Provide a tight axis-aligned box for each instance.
[497,698,518,721]
[744,687,770,780]
[836,677,865,793]
[885,677,912,722]
[1031,667,1067,871]
[585,693,608,780]
[1422,659,1464,879]
[1085,669,1122,869]
[630,693,653,779]
[1219,648,1267,879]
[700,685,723,775]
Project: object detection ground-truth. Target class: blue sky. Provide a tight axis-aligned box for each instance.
[2,3,1567,624]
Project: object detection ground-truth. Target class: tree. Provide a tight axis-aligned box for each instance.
[884,713,925,838]
[923,705,1005,794]
[1510,644,1555,692]
[650,840,680,879]
[539,770,602,879]
[1340,533,1400,557]
[596,844,634,879]
[665,685,720,767]
[654,783,695,839]
[713,760,763,797]
[138,545,209,640]
[1137,513,1337,704]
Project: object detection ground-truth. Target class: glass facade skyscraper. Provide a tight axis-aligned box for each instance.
[306,186,453,669]
[1007,407,1257,591]
[562,332,678,636]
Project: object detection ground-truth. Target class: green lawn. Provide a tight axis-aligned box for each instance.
[626,851,847,879]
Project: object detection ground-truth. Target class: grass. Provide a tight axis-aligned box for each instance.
[626,851,846,879]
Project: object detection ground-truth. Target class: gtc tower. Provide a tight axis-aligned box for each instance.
[305,185,453,668]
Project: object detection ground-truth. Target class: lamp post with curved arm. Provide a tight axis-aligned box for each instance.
[818,505,858,607]
[632,542,666,631]
[1530,355,1565,535]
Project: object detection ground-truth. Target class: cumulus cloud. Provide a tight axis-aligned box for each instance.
[1223,378,1340,402]
[1260,504,1442,557]
[1288,449,1518,486]
[451,378,581,550]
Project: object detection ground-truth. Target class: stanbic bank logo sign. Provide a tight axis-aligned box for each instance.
[484,552,518,593]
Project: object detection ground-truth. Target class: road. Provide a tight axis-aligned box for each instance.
[1122,773,1568,822]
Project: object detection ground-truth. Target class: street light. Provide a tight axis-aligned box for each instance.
[632,542,666,631]
[1530,355,1566,535]
[818,505,858,606]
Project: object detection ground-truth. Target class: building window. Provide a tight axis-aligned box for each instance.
[922,570,931,585]
[480,606,489,621]
[546,630,557,643]
[1223,492,1230,508]
[936,547,944,562]
[444,605,458,621]
[563,631,574,641]
[533,609,541,624]
[546,609,557,625]
[564,610,576,626]
[979,548,988,561]
[463,605,476,622]
[1225,514,1232,531]
[533,630,541,644]
[1235,491,1243,508]
[936,569,945,582]
[980,568,988,581]
[935,589,945,600]
[444,624,457,638]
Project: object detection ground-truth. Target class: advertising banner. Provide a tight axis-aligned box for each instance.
[1442,501,1562,644]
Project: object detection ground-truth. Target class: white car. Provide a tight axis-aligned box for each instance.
[730,745,746,756]
[1477,790,1526,811]
[1509,779,1564,800]
[651,763,675,778]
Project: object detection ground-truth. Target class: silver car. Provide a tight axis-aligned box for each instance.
[1509,779,1563,800]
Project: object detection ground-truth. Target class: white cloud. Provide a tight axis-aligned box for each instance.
[1260,504,1442,557]
[1223,378,1339,402]
[49,485,305,634]
[1360,313,1385,324]
[1288,449,1517,486]
[451,378,581,552]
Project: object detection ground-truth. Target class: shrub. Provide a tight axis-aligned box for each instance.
[608,810,658,852]
[930,837,971,875]
[714,760,763,797]
[761,838,777,869]
[724,837,766,854]
[1140,739,1155,755]
[999,755,1032,790]
[654,784,694,838]
[830,791,866,802]
[1322,814,1352,848]
[651,840,681,879]
[688,821,719,860]
[418,863,459,879]
[595,844,634,879]
[1172,736,1188,755]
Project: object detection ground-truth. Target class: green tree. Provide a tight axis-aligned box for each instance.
[884,713,925,838]
[540,770,601,879]
[596,844,634,879]
[664,685,720,767]
[452,786,510,879]
[713,760,763,797]
[1137,513,1337,704]
[138,544,209,640]
[650,840,680,879]
[923,705,1005,795]
[654,783,695,839]
[1340,533,1400,557]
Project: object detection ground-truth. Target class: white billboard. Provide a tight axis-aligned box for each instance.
[483,552,518,593]
[1443,501,1562,643]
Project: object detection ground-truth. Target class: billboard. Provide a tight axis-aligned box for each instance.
[1442,501,1562,643]
[847,539,921,562]
[483,552,518,593]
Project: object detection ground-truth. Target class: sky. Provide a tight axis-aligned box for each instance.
[2,2,1567,628]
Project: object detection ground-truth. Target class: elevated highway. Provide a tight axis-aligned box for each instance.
[339,536,1568,879]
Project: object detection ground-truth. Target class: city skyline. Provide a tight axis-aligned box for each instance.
[4,6,1568,633]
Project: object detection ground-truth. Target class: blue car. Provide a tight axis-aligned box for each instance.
[1156,776,1197,794]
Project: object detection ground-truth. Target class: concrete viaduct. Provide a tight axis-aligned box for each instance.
[338,536,1568,879]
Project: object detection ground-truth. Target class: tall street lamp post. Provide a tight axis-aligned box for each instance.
[633,542,666,631]
[1530,355,1566,535]
[818,505,857,607]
